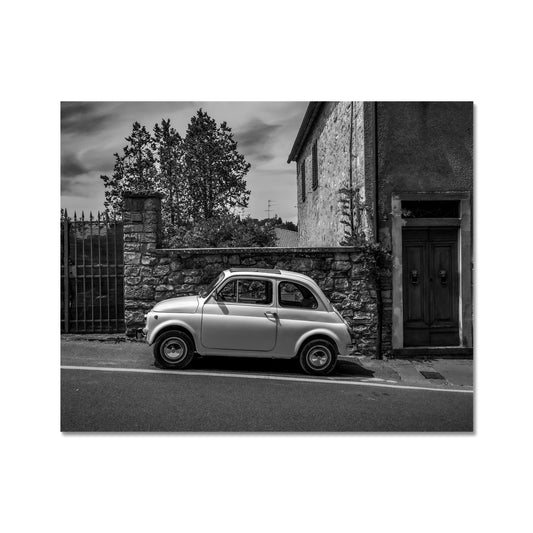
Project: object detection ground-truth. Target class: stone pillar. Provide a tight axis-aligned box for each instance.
[123,192,162,336]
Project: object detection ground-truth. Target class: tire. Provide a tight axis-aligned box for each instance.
[299,339,337,376]
[153,330,195,370]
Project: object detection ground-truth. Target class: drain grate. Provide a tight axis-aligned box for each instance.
[419,370,445,380]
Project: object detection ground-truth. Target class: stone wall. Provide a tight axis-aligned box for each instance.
[296,102,375,247]
[123,193,381,357]
[296,102,348,247]
[294,101,473,250]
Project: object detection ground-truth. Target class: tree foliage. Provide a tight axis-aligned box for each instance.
[169,214,276,248]
[100,110,253,245]
[182,110,250,219]
[338,185,391,360]
[101,122,157,215]
[151,119,187,232]
[339,186,367,246]
[338,186,390,267]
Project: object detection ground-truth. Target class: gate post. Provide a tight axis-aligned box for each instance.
[123,192,162,336]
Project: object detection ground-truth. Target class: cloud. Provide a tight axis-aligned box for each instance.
[61,170,108,199]
[61,102,117,135]
[235,118,281,161]
[253,153,276,163]
[60,102,305,220]
[61,152,87,178]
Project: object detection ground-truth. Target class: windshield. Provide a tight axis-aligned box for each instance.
[199,272,224,298]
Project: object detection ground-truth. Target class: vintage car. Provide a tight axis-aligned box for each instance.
[141,268,354,375]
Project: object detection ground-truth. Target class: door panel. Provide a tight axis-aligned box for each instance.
[404,244,426,323]
[201,302,277,351]
[431,243,457,324]
[201,277,277,352]
[403,227,459,347]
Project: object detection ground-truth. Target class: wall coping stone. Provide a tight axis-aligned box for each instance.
[154,246,363,254]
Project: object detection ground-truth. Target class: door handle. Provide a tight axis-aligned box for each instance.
[264,311,278,320]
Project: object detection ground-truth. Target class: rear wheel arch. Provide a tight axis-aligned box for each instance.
[296,333,340,357]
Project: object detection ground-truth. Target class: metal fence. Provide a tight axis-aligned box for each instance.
[61,210,124,333]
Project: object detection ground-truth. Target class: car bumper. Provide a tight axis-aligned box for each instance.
[341,343,356,356]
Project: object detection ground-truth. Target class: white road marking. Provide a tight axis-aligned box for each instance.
[60,365,474,394]
[360,377,399,383]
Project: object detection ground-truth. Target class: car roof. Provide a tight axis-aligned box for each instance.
[225,268,314,283]
[228,268,281,275]
[221,268,332,310]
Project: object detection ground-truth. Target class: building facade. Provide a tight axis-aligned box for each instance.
[288,102,473,355]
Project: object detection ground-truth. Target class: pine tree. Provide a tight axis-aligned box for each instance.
[101,122,157,216]
[182,109,250,219]
[152,119,187,229]
[100,112,252,245]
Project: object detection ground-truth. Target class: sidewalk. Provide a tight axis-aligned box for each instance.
[343,355,474,389]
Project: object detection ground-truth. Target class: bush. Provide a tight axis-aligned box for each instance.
[168,215,277,248]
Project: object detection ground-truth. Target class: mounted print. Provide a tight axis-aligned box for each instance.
[61,102,473,432]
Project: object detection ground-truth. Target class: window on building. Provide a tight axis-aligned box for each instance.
[401,200,460,218]
[312,141,318,190]
[301,160,306,202]
[278,282,318,309]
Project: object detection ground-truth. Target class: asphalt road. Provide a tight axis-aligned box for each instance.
[61,341,473,432]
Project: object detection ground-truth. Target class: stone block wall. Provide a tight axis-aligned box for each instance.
[296,102,375,247]
[123,193,383,357]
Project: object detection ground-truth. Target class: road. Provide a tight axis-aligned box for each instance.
[61,340,473,432]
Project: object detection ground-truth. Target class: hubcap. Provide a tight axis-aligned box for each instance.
[307,345,331,369]
[161,337,187,362]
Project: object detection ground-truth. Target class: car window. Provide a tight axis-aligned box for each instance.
[238,279,272,305]
[216,279,273,305]
[217,280,237,303]
[278,281,318,309]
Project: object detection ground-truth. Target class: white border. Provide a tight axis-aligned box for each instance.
[2,1,533,532]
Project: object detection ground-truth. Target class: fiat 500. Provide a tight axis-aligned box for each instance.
[141,268,354,375]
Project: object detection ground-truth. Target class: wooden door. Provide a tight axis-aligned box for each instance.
[403,227,459,346]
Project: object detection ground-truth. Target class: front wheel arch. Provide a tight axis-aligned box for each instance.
[152,325,196,352]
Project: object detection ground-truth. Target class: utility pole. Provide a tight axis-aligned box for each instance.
[265,199,276,219]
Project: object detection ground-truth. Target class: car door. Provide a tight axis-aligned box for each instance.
[275,280,329,355]
[201,277,277,352]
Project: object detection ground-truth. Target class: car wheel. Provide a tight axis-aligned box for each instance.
[153,330,194,370]
[299,339,337,376]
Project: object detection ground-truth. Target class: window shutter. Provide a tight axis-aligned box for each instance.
[312,141,318,190]
[301,160,306,202]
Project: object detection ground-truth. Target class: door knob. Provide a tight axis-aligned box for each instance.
[409,269,419,284]
[439,270,448,284]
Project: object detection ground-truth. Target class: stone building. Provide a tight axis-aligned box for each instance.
[288,102,473,356]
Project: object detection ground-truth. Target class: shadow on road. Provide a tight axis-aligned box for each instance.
[179,355,374,378]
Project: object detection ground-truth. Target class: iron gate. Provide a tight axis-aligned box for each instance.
[61,210,125,333]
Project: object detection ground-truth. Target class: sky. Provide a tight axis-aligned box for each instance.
[61,101,308,222]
